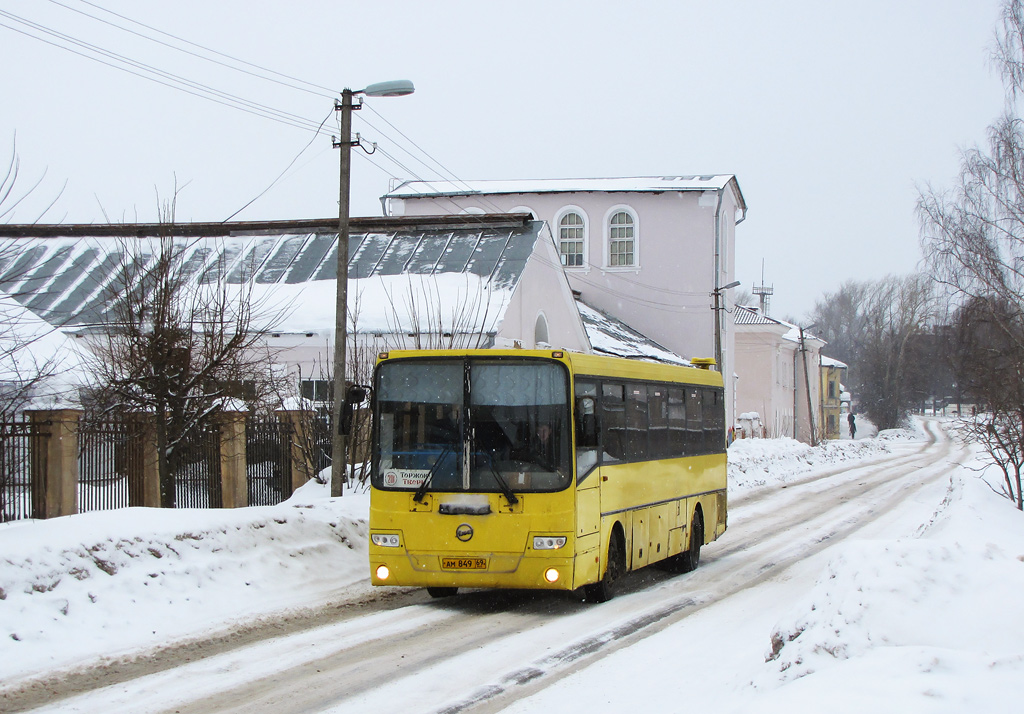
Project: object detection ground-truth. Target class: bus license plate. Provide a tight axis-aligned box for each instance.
[441,557,487,570]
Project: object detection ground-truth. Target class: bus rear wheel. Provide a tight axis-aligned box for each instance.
[678,510,703,573]
[584,530,625,603]
[426,587,458,598]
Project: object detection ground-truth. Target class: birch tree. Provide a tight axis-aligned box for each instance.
[918,0,1024,508]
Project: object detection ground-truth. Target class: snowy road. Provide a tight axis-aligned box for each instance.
[8,420,967,714]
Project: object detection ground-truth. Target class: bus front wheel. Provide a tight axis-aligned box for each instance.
[427,587,458,598]
[584,530,625,603]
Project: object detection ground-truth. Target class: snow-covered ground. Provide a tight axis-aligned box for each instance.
[2,418,1023,712]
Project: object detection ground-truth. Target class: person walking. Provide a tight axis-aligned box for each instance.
[848,411,857,439]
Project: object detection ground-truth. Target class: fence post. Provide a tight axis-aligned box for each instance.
[133,414,162,508]
[217,411,248,508]
[277,409,315,493]
[26,409,81,519]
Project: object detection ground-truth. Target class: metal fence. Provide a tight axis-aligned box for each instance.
[172,424,222,509]
[246,416,294,506]
[77,414,146,513]
[0,418,48,522]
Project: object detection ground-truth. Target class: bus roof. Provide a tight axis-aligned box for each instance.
[376,349,724,388]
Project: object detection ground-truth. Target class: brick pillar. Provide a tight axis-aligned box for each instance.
[217,411,248,508]
[26,409,81,519]
[277,410,315,493]
[132,414,162,508]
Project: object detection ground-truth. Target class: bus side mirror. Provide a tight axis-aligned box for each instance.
[340,385,368,436]
[576,396,598,447]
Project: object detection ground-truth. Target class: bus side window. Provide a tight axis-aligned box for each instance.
[601,383,627,462]
[575,379,599,479]
[649,385,669,459]
[668,387,686,457]
[704,388,725,451]
[626,383,649,461]
[685,388,703,454]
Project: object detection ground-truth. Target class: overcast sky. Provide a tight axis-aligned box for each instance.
[0,0,1009,318]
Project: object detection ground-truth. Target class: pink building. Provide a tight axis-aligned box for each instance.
[383,176,747,424]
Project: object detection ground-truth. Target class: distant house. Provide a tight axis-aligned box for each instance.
[383,176,747,424]
[820,355,848,439]
[0,214,687,408]
[733,305,824,443]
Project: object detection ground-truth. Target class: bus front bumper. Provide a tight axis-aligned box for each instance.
[370,551,577,591]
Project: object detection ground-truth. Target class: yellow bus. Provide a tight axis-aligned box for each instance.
[367,349,727,602]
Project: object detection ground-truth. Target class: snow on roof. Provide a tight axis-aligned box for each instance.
[821,355,848,369]
[734,305,824,346]
[576,300,688,365]
[386,176,746,208]
[0,292,88,398]
[0,218,543,334]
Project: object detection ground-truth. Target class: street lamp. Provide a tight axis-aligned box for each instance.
[331,80,415,497]
[712,279,741,372]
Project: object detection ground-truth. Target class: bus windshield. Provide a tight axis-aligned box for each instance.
[373,358,572,493]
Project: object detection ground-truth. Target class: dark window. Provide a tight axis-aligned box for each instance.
[300,379,332,402]
[685,388,703,453]
[648,385,669,459]
[575,379,599,479]
[625,383,649,460]
[703,388,725,450]
[601,383,626,462]
[668,387,686,457]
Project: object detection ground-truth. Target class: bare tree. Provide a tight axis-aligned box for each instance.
[0,139,70,417]
[807,276,934,430]
[855,275,935,430]
[807,279,870,372]
[918,0,1024,507]
[380,275,503,350]
[85,233,290,508]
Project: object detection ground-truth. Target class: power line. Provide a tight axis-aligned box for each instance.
[62,0,337,98]
[222,108,335,222]
[0,11,327,135]
[3,3,496,218]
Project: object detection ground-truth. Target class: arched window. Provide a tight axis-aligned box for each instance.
[608,210,635,267]
[535,312,549,345]
[558,211,586,267]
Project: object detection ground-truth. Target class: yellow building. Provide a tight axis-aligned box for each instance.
[820,356,848,439]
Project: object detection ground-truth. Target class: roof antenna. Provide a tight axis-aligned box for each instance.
[752,259,773,316]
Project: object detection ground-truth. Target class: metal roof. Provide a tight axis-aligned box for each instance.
[385,176,747,212]
[0,215,543,328]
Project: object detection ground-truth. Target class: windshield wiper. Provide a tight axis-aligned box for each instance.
[413,442,453,503]
[483,452,519,506]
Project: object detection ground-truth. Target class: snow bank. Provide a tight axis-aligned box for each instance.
[753,448,1024,711]
[0,491,370,681]
[728,436,890,493]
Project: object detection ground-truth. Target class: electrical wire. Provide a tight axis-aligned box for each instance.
[63,0,338,97]
[0,12,327,135]
[222,108,335,222]
[1,3,505,219]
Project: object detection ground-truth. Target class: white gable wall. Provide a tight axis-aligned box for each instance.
[389,184,742,424]
[496,225,591,352]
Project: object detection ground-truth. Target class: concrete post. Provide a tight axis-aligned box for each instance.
[26,409,81,519]
[277,410,315,494]
[133,414,162,508]
[216,411,248,508]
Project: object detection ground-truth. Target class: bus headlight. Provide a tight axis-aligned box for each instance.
[376,564,390,580]
[533,536,567,550]
[371,533,401,547]
[544,568,560,583]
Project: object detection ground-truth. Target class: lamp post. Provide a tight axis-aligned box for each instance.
[331,80,414,497]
